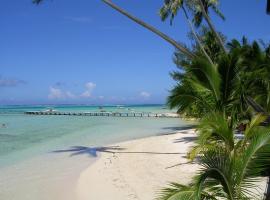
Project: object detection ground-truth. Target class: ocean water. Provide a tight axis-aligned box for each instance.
[0,105,192,200]
[0,105,192,167]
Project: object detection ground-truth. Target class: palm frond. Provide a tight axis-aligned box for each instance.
[197,113,234,150]
[157,182,195,200]
[189,57,221,102]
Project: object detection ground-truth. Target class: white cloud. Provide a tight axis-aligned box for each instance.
[80,82,96,98]
[48,88,76,100]
[48,81,96,100]
[85,82,96,91]
[48,87,65,99]
[140,91,151,98]
[81,90,91,98]
[65,91,76,99]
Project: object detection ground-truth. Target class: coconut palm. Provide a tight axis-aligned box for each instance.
[167,46,246,119]
[227,38,270,113]
[158,113,270,200]
[159,0,215,65]
[168,36,270,120]
[159,0,226,53]
[100,0,226,55]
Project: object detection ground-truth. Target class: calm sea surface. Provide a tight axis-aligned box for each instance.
[0,105,194,200]
[0,105,191,167]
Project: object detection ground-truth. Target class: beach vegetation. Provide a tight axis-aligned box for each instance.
[168,36,270,120]
[158,113,270,199]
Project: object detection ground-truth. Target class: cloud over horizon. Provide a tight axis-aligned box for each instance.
[80,82,96,98]
[48,87,75,100]
[48,81,96,100]
[140,91,151,98]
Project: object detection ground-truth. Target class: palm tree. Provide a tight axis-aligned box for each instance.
[196,0,227,53]
[227,39,270,113]
[168,37,270,120]
[167,46,245,120]
[159,0,214,65]
[33,0,266,115]
[158,113,270,200]
[102,0,268,119]
[159,0,226,53]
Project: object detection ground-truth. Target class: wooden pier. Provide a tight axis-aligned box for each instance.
[24,111,179,118]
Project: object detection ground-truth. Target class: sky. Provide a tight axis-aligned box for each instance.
[0,0,269,105]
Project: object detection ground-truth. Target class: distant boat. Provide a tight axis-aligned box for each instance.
[44,108,57,112]
[1,123,7,128]
[116,105,125,109]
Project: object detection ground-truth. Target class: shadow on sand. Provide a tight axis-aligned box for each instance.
[173,136,197,143]
[158,125,196,136]
[52,145,185,157]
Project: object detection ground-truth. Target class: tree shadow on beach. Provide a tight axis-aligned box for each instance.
[52,145,185,157]
[158,125,196,135]
[52,146,125,157]
[173,136,197,143]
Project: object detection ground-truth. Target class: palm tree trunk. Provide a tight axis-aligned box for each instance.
[197,0,227,53]
[246,96,266,113]
[102,0,195,59]
[182,6,214,65]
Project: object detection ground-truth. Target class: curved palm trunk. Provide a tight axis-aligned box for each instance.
[182,6,214,65]
[102,0,195,59]
[198,0,227,53]
[246,96,267,113]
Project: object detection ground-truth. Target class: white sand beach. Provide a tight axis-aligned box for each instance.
[76,128,267,200]
[1,127,267,200]
[76,129,199,200]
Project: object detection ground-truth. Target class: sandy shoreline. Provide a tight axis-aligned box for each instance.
[1,128,266,200]
[76,129,199,200]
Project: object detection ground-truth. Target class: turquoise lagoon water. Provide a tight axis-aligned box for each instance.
[0,105,191,168]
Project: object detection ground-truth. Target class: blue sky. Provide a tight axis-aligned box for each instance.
[0,0,269,105]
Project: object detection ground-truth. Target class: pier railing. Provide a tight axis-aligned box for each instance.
[24,111,179,118]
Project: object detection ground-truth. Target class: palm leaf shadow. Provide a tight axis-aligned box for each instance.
[52,146,126,157]
[52,145,185,157]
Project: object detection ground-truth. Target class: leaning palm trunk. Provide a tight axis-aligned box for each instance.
[198,0,227,53]
[182,6,214,65]
[246,96,270,126]
[102,0,195,59]
[246,96,267,113]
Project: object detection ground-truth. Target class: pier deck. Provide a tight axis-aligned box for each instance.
[24,111,179,118]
